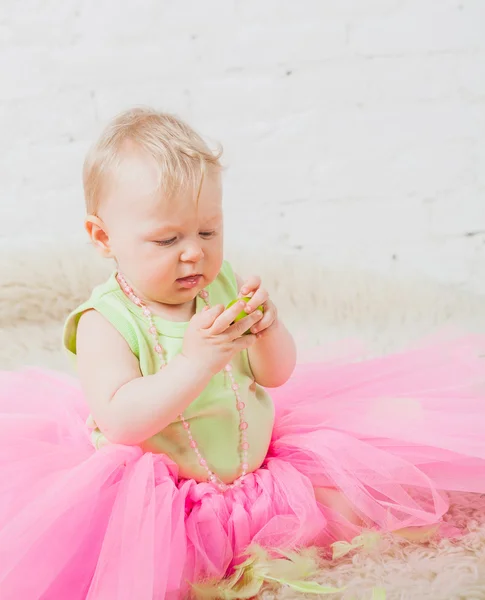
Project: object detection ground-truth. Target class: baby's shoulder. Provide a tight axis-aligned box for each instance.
[63,272,138,358]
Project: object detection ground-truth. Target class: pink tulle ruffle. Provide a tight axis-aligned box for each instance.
[1,337,485,598]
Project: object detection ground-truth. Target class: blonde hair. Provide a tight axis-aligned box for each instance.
[83,107,222,214]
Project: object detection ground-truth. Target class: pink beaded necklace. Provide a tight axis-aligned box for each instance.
[116,272,249,492]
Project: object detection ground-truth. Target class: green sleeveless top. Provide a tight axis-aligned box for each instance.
[63,260,275,483]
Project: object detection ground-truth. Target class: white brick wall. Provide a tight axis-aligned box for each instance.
[1,0,484,292]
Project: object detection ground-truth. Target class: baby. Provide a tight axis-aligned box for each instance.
[68,107,296,487]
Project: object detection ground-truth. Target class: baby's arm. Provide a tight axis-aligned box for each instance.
[235,273,297,388]
[75,300,261,445]
[76,310,212,445]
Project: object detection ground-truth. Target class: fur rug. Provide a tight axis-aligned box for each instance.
[2,243,485,599]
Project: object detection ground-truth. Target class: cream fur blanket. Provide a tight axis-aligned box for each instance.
[2,243,485,599]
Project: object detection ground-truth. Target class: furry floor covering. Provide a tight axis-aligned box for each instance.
[2,243,485,599]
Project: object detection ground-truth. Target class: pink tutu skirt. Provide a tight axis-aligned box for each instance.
[1,337,485,599]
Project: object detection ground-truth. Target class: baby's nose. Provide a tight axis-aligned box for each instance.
[181,242,204,261]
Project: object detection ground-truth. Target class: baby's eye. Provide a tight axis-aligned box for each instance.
[155,237,177,246]
[200,231,215,238]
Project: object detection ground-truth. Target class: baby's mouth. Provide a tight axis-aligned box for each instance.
[176,275,202,288]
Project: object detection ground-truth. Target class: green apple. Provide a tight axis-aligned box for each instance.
[226,296,264,335]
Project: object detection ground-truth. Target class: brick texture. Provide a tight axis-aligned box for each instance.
[0,0,484,291]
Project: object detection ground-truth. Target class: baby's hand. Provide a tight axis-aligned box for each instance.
[182,301,264,374]
[238,276,278,339]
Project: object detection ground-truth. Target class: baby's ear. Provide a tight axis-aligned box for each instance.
[85,215,113,258]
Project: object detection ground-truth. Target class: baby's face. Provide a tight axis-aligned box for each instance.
[96,150,224,308]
